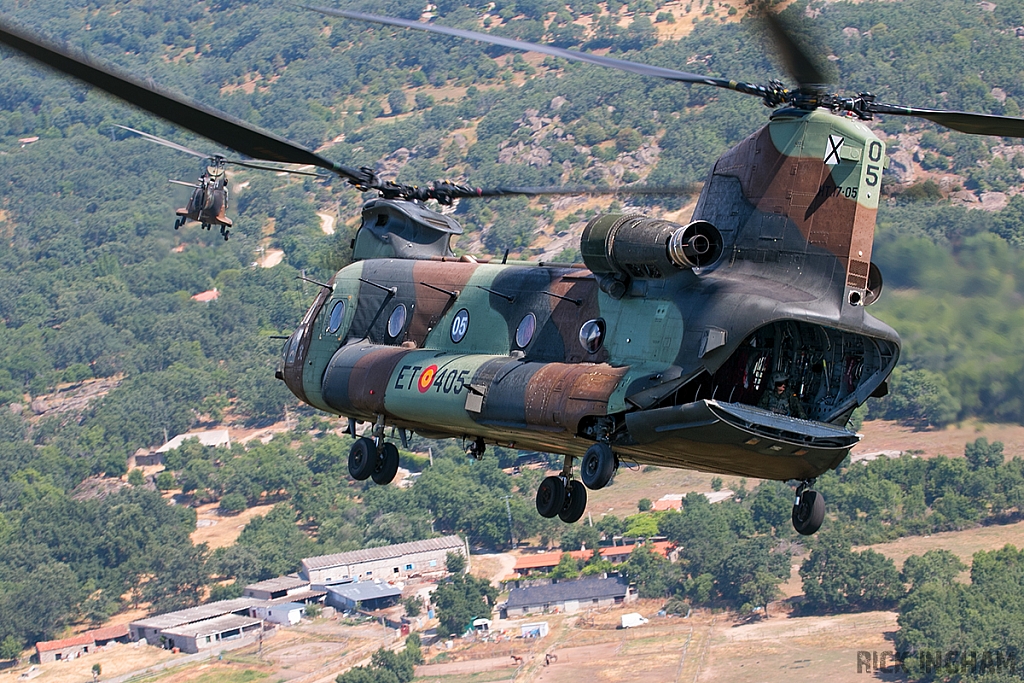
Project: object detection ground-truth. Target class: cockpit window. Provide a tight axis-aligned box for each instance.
[286,330,301,364]
[326,300,346,334]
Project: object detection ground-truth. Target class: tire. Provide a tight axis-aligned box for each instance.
[536,476,566,518]
[581,443,615,490]
[792,489,825,535]
[348,437,377,481]
[559,480,588,524]
[372,443,400,485]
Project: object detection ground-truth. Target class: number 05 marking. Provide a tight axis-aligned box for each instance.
[451,308,470,343]
[865,140,884,187]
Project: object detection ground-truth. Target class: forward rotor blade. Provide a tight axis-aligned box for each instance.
[0,16,372,185]
[869,103,1024,137]
[303,6,768,99]
[168,179,201,188]
[760,10,831,88]
[116,125,211,159]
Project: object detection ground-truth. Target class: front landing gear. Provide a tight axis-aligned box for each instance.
[347,417,401,485]
[792,482,825,535]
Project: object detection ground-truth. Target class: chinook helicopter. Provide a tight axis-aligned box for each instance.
[115,125,323,240]
[2,10,1023,536]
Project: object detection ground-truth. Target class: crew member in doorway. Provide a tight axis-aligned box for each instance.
[758,372,807,418]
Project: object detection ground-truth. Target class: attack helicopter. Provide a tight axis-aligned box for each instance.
[115,125,323,241]
[2,9,1023,536]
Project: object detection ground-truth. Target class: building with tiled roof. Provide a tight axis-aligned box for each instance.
[36,624,129,663]
[513,541,674,575]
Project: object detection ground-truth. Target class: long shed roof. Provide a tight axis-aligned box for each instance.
[131,597,263,630]
[505,576,629,610]
[302,535,464,572]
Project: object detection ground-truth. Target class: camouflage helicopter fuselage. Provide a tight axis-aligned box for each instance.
[279,108,900,483]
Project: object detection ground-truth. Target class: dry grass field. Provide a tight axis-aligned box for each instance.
[0,642,180,683]
[859,519,1024,571]
[190,503,276,549]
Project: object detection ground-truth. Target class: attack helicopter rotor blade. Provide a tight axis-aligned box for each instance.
[303,5,771,100]
[0,16,374,186]
[759,10,832,89]
[116,125,211,159]
[168,179,201,188]
[227,160,326,176]
[865,103,1024,138]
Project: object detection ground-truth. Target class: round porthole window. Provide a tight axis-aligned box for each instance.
[515,312,537,349]
[326,300,346,334]
[451,308,470,343]
[578,318,605,354]
[387,304,407,339]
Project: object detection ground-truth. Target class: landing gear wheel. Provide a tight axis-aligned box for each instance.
[581,443,615,490]
[792,489,825,535]
[173,218,181,230]
[222,229,229,241]
[348,437,376,481]
[372,443,400,485]
[559,480,588,523]
[536,476,566,518]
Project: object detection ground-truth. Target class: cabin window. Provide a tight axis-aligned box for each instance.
[326,300,346,334]
[515,313,537,348]
[387,304,407,339]
[450,308,470,343]
[578,319,605,353]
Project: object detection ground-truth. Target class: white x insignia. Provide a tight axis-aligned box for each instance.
[824,134,844,165]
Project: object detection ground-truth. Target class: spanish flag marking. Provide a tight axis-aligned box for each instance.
[418,365,439,393]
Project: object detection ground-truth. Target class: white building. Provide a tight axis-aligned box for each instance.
[301,535,467,584]
[252,602,305,626]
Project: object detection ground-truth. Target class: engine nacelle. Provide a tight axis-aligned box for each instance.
[581,214,724,282]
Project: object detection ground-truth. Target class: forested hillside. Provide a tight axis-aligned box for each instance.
[1,0,1024,655]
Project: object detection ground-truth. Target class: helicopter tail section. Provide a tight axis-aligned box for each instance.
[692,109,886,305]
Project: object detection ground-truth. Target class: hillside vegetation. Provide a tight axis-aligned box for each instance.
[1,0,1024,659]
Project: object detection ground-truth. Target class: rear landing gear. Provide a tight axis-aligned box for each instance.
[559,480,587,523]
[581,442,616,490]
[536,455,589,523]
[792,482,825,535]
[536,475,565,518]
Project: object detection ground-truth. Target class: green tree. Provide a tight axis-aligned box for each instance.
[621,544,674,598]
[901,549,966,590]
[402,595,423,617]
[127,469,145,487]
[0,635,21,662]
[965,437,1005,470]
[431,574,497,637]
[549,552,580,579]
[445,550,466,575]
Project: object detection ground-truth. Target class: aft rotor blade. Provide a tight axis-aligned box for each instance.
[869,103,1024,137]
[0,16,373,185]
[116,125,211,159]
[168,179,201,188]
[760,10,831,88]
[303,6,769,98]
[473,184,703,198]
